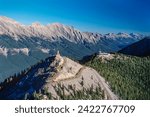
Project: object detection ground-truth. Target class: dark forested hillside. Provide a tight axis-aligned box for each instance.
[85,54,150,100]
[119,37,150,57]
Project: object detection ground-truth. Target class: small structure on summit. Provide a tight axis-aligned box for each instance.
[98,51,114,61]
[98,51,110,55]
[50,50,64,68]
[56,50,61,59]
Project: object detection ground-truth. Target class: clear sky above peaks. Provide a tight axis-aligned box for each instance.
[0,0,150,34]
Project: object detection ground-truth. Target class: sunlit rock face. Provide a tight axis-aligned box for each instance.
[0,16,144,82]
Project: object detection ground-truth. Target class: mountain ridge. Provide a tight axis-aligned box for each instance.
[0,16,144,82]
[0,16,143,42]
[119,37,150,56]
[0,52,118,100]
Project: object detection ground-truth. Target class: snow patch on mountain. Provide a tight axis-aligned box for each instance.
[39,48,50,54]
[0,47,29,56]
[10,48,29,56]
[18,48,29,56]
[0,47,8,56]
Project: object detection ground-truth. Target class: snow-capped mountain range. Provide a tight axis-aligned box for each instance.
[0,16,144,82]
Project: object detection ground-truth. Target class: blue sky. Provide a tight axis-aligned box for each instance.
[0,0,150,34]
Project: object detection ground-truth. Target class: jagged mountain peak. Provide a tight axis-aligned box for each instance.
[116,32,131,38]
[50,22,64,27]
[0,16,144,42]
[47,22,76,33]
[0,16,21,25]
[106,33,115,35]
[129,33,143,38]
[31,22,44,27]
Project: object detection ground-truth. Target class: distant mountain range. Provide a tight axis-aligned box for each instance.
[119,37,150,57]
[0,16,144,82]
